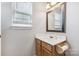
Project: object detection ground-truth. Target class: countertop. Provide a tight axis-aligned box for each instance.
[35,33,66,45]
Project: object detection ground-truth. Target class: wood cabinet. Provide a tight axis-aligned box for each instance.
[35,38,65,56]
[35,39,42,56]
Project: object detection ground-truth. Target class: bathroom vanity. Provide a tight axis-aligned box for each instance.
[35,34,68,56]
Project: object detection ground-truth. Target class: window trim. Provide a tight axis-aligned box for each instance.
[11,2,32,29]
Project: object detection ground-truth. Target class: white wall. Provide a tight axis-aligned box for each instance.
[66,2,79,55]
[1,2,46,56]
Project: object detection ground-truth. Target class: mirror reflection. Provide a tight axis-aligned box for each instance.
[46,3,66,32]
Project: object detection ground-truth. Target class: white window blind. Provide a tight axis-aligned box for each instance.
[12,2,32,28]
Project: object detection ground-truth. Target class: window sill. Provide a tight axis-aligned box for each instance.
[11,24,32,30]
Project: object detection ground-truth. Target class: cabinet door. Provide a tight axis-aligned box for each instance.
[42,41,52,52]
[35,39,42,56]
[42,48,52,56]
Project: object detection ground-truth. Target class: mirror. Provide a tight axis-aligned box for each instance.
[46,3,66,32]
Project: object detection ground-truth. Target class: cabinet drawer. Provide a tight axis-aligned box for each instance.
[42,41,52,52]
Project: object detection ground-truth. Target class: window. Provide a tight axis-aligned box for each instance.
[12,2,32,28]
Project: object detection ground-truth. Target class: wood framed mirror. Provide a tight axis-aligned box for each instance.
[46,3,66,32]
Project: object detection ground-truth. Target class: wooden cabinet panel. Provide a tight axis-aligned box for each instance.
[42,48,52,56]
[35,39,42,56]
[42,41,52,52]
[54,49,65,56]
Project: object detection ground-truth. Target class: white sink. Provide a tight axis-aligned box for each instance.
[35,33,66,45]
